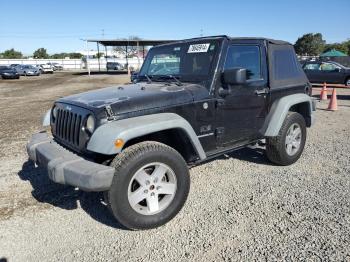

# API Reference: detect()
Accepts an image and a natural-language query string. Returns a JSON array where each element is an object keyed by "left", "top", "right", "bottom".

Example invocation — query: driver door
[
  {"left": 215, "top": 43, "right": 268, "bottom": 148},
  {"left": 319, "top": 62, "right": 343, "bottom": 83}
]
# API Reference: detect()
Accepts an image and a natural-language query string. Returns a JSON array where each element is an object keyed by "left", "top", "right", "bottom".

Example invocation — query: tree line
[
  {"left": 1, "top": 33, "right": 349, "bottom": 59},
  {"left": 0, "top": 47, "right": 83, "bottom": 59},
  {"left": 294, "top": 33, "right": 350, "bottom": 56}
]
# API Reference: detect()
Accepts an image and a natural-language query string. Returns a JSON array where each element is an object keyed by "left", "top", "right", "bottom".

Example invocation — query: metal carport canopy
[
  {"left": 86, "top": 39, "right": 176, "bottom": 46},
  {"left": 85, "top": 39, "right": 177, "bottom": 73}
]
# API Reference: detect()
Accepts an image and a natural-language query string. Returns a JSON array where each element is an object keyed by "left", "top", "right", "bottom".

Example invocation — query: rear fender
[{"left": 261, "top": 93, "right": 315, "bottom": 137}]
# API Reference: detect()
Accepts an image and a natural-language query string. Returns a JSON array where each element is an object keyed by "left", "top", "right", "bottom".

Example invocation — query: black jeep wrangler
[{"left": 27, "top": 36, "right": 315, "bottom": 230}]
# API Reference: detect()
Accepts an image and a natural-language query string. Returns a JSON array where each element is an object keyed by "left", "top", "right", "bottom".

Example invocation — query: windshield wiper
[
  {"left": 144, "top": 74, "right": 152, "bottom": 84},
  {"left": 169, "top": 75, "right": 183, "bottom": 86},
  {"left": 154, "top": 75, "right": 183, "bottom": 86}
]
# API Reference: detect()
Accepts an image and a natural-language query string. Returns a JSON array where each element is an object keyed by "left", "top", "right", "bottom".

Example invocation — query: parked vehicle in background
[
  {"left": 39, "top": 64, "right": 54, "bottom": 74},
  {"left": 15, "top": 65, "right": 41, "bottom": 76},
  {"left": 10, "top": 64, "right": 21, "bottom": 68},
  {"left": 302, "top": 61, "right": 350, "bottom": 86},
  {"left": 130, "top": 70, "right": 139, "bottom": 82},
  {"left": 0, "top": 66, "right": 20, "bottom": 79},
  {"left": 106, "top": 62, "right": 125, "bottom": 71},
  {"left": 46, "top": 62, "right": 63, "bottom": 71},
  {"left": 27, "top": 36, "right": 315, "bottom": 230}
]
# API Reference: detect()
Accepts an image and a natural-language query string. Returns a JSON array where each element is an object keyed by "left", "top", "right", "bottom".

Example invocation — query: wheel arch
[
  {"left": 87, "top": 113, "right": 206, "bottom": 162},
  {"left": 261, "top": 93, "right": 315, "bottom": 137}
]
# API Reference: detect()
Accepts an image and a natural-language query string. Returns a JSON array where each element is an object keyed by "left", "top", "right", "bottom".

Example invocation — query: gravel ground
[{"left": 0, "top": 74, "right": 349, "bottom": 261}]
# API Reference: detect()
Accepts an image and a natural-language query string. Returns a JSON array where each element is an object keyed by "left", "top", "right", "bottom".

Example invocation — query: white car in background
[
  {"left": 38, "top": 64, "right": 54, "bottom": 74},
  {"left": 47, "top": 62, "right": 63, "bottom": 71}
]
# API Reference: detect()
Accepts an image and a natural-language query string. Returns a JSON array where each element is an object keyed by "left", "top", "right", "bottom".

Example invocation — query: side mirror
[
  {"left": 335, "top": 68, "right": 341, "bottom": 72},
  {"left": 223, "top": 68, "right": 247, "bottom": 85}
]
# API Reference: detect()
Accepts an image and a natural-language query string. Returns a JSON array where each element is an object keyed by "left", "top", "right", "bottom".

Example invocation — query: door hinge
[{"left": 215, "top": 99, "right": 225, "bottom": 107}]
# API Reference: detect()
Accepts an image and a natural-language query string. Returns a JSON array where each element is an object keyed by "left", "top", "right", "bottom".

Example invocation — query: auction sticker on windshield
[{"left": 188, "top": 43, "right": 210, "bottom": 53}]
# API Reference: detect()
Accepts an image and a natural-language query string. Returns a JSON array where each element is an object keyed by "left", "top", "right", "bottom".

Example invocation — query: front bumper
[
  {"left": 26, "top": 132, "right": 115, "bottom": 191},
  {"left": 26, "top": 71, "right": 38, "bottom": 75},
  {"left": 2, "top": 73, "right": 19, "bottom": 79}
]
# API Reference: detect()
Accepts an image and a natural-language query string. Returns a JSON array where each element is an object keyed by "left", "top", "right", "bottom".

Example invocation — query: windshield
[{"left": 139, "top": 39, "right": 222, "bottom": 84}]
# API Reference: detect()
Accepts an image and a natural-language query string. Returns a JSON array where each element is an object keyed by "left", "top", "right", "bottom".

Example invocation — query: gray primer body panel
[
  {"left": 27, "top": 132, "right": 115, "bottom": 191},
  {"left": 87, "top": 113, "right": 207, "bottom": 160},
  {"left": 262, "top": 93, "right": 315, "bottom": 137}
]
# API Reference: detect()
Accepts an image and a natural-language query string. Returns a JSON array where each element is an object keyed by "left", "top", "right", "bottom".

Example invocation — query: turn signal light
[{"left": 114, "top": 139, "right": 124, "bottom": 149}]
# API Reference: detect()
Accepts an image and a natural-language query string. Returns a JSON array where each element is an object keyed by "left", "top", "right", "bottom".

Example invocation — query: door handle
[{"left": 255, "top": 88, "right": 269, "bottom": 95}]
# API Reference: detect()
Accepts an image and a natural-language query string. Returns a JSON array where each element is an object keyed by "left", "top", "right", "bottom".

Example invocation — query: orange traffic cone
[
  {"left": 328, "top": 88, "right": 338, "bottom": 111},
  {"left": 320, "top": 82, "right": 328, "bottom": 100}
]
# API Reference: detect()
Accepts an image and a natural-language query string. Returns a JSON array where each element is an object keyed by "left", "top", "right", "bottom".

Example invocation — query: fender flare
[
  {"left": 261, "top": 93, "right": 315, "bottom": 137},
  {"left": 87, "top": 113, "right": 207, "bottom": 160}
]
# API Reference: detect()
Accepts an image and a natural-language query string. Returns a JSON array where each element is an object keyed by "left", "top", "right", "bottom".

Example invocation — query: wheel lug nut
[
  {"left": 151, "top": 192, "right": 155, "bottom": 196},
  {"left": 144, "top": 189, "right": 148, "bottom": 194},
  {"left": 154, "top": 178, "right": 158, "bottom": 183},
  {"left": 156, "top": 186, "right": 161, "bottom": 190},
  {"left": 145, "top": 180, "right": 150, "bottom": 185}
]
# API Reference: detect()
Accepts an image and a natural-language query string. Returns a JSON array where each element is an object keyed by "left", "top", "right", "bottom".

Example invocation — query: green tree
[
  {"left": 113, "top": 36, "right": 142, "bottom": 58},
  {"left": 51, "top": 52, "right": 83, "bottom": 59},
  {"left": 1, "top": 48, "right": 23, "bottom": 59},
  {"left": 294, "top": 33, "right": 325, "bottom": 56},
  {"left": 342, "top": 40, "right": 350, "bottom": 55},
  {"left": 50, "top": 53, "right": 66, "bottom": 59},
  {"left": 33, "top": 48, "right": 49, "bottom": 59},
  {"left": 323, "top": 43, "right": 348, "bottom": 54},
  {"left": 69, "top": 52, "right": 83, "bottom": 59},
  {"left": 94, "top": 52, "right": 104, "bottom": 59}
]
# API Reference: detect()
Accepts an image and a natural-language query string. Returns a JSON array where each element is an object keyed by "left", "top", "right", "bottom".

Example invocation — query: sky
[{"left": 0, "top": 0, "right": 349, "bottom": 55}]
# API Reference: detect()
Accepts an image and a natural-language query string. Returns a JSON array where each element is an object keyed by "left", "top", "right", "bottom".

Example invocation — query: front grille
[
  {"left": 51, "top": 103, "right": 92, "bottom": 151},
  {"left": 55, "top": 109, "right": 82, "bottom": 146}
]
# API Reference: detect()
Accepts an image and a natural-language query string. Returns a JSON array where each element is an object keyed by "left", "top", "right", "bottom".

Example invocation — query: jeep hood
[{"left": 58, "top": 82, "right": 205, "bottom": 115}]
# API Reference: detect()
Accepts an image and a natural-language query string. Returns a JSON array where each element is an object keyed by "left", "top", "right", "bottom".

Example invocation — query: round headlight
[
  {"left": 52, "top": 106, "right": 58, "bottom": 119},
  {"left": 86, "top": 115, "right": 95, "bottom": 133}
]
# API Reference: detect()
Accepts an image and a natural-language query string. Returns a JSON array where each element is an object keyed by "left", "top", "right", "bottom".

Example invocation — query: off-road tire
[
  {"left": 105, "top": 141, "right": 190, "bottom": 230},
  {"left": 266, "top": 112, "right": 306, "bottom": 166},
  {"left": 345, "top": 77, "right": 350, "bottom": 86}
]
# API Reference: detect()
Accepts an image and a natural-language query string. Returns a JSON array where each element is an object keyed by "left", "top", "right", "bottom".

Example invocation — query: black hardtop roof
[{"left": 160, "top": 35, "right": 292, "bottom": 46}]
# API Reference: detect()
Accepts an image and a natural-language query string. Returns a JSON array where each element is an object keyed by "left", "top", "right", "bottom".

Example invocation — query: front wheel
[
  {"left": 266, "top": 112, "right": 306, "bottom": 166},
  {"left": 105, "top": 141, "right": 190, "bottom": 230}
]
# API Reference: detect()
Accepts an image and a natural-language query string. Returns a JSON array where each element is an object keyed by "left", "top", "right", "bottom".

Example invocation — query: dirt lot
[{"left": 0, "top": 73, "right": 349, "bottom": 261}]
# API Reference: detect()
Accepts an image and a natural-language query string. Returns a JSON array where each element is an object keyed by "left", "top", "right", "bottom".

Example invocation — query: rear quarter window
[{"left": 273, "top": 49, "right": 302, "bottom": 80}]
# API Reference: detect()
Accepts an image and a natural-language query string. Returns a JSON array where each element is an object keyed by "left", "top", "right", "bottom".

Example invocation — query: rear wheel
[
  {"left": 345, "top": 77, "right": 350, "bottom": 86},
  {"left": 266, "top": 112, "right": 306, "bottom": 166},
  {"left": 105, "top": 141, "right": 190, "bottom": 230}
]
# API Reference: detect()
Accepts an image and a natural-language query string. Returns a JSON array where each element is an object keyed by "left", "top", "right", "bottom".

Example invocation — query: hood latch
[{"left": 105, "top": 105, "right": 115, "bottom": 120}]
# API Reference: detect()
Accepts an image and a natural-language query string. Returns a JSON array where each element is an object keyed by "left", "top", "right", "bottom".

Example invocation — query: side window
[
  {"left": 224, "top": 45, "right": 261, "bottom": 80},
  {"left": 304, "top": 63, "right": 320, "bottom": 70},
  {"left": 320, "top": 63, "right": 338, "bottom": 71}
]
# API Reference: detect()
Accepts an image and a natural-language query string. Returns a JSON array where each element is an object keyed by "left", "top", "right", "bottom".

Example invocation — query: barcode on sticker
[{"left": 187, "top": 43, "right": 210, "bottom": 53}]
